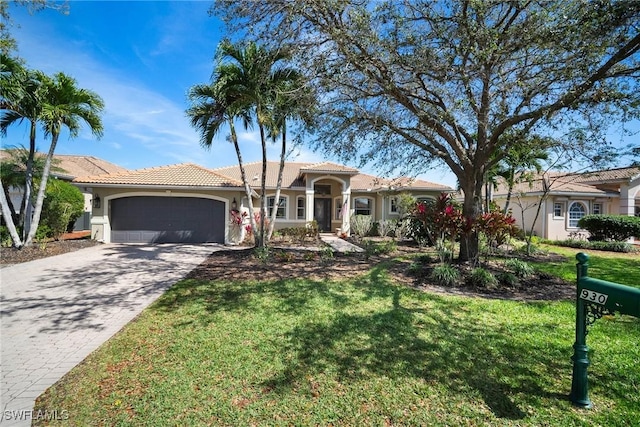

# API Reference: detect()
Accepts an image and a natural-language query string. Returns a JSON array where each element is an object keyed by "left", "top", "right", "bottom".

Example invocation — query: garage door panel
[{"left": 110, "top": 196, "right": 224, "bottom": 243}]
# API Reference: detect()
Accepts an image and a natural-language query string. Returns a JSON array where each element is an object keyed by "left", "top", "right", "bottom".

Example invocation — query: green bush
[
  {"left": 467, "top": 268, "right": 498, "bottom": 289},
  {"left": 547, "top": 239, "right": 637, "bottom": 253},
  {"left": 430, "top": 264, "right": 460, "bottom": 287},
  {"left": 504, "top": 258, "right": 534, "bottom": 278},
  {"left": 40, "top": 179, "right": 84, "bottom": 239},
  {"left": 351, "top": 215, "right": 374, "bottom": 238},
  {"left": 497, "top": 272, "right": 518, "bottom": 287},
  {"left": 578, "top": 214, "right": 640, "bottom": 242}
]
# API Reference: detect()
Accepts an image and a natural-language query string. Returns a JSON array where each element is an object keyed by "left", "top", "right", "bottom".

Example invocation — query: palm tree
[
  {"left": 24, "top": 72, "right": 103, "bottom": 246},
  {"left": 266, "top": 76, "right": 315, "bottom": 240},
  {"left": 186, "top": 82, "right": 261, "bottom": 243},
  {"left": 1, "top": 55, "right": 50, "bottom": 242},
  {"left": 212, "top": 40, "right": 304, "bottom": 248}
]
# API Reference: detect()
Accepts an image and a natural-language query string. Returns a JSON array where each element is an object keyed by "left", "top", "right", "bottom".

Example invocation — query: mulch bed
[{"left": 0, "top": 236, "right": 101, "bottom": 266}]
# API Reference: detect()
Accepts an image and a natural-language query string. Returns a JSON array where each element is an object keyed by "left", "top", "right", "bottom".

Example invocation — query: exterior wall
[{"left": 90, "top": 187, "right": 240, "bottom": 244}]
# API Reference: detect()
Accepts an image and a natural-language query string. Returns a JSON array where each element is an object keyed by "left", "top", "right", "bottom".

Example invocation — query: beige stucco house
[
  {"left": 0, "top": 150, "right": 127, "bottom": 231},
  {"left": 492, "top": 166, "right": 640, "bottom": 242},
  {"left": 74, "top": 161, "right": 452, "bottom": 245}
]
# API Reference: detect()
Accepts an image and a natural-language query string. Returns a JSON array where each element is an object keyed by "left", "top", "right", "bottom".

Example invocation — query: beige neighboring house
[
  {"left": 492, "top": 166, "right": 640, "bottom": 242},
  {"left": 0, "top": 150, "right": 128, "bottom": 231},
  {"left": 75, "top": 160, "right": 452, "bottom": 245}
]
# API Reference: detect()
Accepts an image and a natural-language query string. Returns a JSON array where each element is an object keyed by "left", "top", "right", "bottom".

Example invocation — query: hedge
[{"left": 577, "top": 214, "right": 640, "bottom": 242}]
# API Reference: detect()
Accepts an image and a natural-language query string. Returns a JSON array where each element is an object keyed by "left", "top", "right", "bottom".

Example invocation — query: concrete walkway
[
  {"left": 319, "top": 233, "right": 364, "bottom": 253},
  {"left": 0, "top": 243, "right": 217, "bottom": 426}
]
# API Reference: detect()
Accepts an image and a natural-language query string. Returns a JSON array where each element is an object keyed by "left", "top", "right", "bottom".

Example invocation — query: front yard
[{"left": 34, "top": 244, "right": 639, "bottom": 426}]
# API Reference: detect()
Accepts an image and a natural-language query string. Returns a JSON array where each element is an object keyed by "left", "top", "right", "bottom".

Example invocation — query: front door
[{"left": 314, "top": 198, "right": 332, "bottom": 232}]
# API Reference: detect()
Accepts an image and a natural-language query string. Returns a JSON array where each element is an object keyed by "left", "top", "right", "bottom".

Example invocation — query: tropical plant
[
  {"left": 40, "top": 179, "right": 84, "bottom": 240},
  {"left": 350, "top": 214, "right": 373, "bottom": 239},
  {"left": 430, "top": 264, "right": 460, "bottom": 287},
  {"left": 24, "top": 72, "right": 103, "bottom": 246}
]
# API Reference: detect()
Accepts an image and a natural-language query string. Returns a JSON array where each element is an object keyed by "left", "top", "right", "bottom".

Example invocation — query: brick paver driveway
[{"left": 0, "top": 243, "right": 218, "bottom": 426}]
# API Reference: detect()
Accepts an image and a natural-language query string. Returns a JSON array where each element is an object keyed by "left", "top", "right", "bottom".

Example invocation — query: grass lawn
[{"left": 34, "top": 248, "right": 639, "bottom": 426}]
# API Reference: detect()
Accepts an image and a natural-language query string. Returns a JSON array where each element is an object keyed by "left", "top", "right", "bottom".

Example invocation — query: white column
[
  {"left": 619, "top": 184, "right": 635, "bottom": 216},
  {"left": 306, "top": 189, "right": 314, "bottom": 223},
  {"left": 341, "top": 190, "right": 351, "bottom": 235}
]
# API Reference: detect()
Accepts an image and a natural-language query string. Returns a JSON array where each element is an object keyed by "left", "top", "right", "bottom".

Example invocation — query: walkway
[
  {"left": 0, "top": 243, "right": 217, "bottom": 426},
  {"left": 319, "top": 233, "right": 364, "bottom": 253}
]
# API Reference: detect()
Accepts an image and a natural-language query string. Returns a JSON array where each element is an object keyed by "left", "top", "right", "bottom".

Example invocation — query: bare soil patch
[{"left": 0, "top": 237, "right": 101, "bottom": 266}]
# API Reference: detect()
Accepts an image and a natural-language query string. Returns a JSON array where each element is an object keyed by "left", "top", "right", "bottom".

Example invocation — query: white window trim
[
  {"left": 267, "top": 194, "right": 289, "bottom": 219},
  {"left": 388, "top": 196, "right": 399, "bottom": 215},
  {"left": 353, "top": 196, "right": 374, "bottom": 216},
  {"left": 296, "top": 196, "right": 306, "bottom": 220},
  {"left": 568, "top": 201, "right": 587, "bottom": 228},
  {"left": 334, "top": 196, "right": 343, "bottom": 220},
  {"left": 553, "top": 202, "right": 564, "bottom": 219}
]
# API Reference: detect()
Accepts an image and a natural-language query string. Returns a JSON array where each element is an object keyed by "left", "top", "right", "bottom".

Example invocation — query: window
[
  {"left": 553, "top": 202, "right": 563, "bottom": 218},
  {"left": 267, "top": 196, "right": 287, "bottom": 219},
  {"left": 592, "top": 203, "right": 602, "bottom": 215},
  {"left": 568, "top": 202, "right": 586, "bottom": 228},
  {"left": 354, "top": 197, "right": 372, "bottom": 216},
  {"left": 390, "top": 197, "right": 398, "bottom": 214},
  {"left": 296, "top": 197, "right": 305, "bottom": 220}
]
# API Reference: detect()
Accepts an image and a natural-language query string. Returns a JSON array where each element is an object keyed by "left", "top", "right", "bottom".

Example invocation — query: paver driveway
[{"left": 0, "top": 243, "right": 218, "bottom": 426}]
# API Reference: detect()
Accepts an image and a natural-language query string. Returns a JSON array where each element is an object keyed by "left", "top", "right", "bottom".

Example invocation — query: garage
[{"left": 110, "top": 196, "right": 225, "bottom": 243}]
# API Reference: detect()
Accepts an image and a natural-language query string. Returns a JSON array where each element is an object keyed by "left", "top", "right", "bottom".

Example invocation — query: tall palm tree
[
  {"left": 266, "top": 75, "right": 315, "bottom": 240},
  {"left": 213, "top": 40, "right": 301, "bottom": 248},
  {"left": 24, "top": 72, "right": 103, "bottom": 246},
  {"left": 186, "top": 82, "right": 260, "bottom": 243},
  {"left": 1, "top": 55, "right": 50, "bottom": 242}
]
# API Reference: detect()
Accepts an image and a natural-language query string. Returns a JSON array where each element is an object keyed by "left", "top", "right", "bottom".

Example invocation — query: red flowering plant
[
  {"left": 244, "top": 211, "right": 269, "bottom": 237},
  {"left": 412, "top": 193, "right": 468, "bottom": 262},
  {"left": 475, "top": 208, "right": 519, "bottom": 254}
]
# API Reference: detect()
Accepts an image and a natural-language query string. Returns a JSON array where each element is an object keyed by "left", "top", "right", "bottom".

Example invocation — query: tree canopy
[{"left": 213, "top": 0, "right": 640, "bottom": 260}]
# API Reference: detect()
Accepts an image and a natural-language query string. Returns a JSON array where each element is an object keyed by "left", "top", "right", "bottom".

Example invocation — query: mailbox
[{"left": 570, "top": 252, "right": 640, "bottom": 408}]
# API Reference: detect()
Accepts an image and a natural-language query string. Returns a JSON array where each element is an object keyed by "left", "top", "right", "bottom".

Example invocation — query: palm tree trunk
[
  {"left": 25, "top": 131, "right": 58, "bottom": 246},
  {"left": 267, "top": 123, "right": 287, "bottom": 240},
  {"left": 258, "top": 123, "right": 267, "bottom": 248},
  {"left": 229, "top": 120, "right": 258, "bottom": 245},
  {"left": 22, "top": 121, "right": 37, "bottom": 239},
  {"left": 0, "top": 175, "right": 23, "bottom": 248}
]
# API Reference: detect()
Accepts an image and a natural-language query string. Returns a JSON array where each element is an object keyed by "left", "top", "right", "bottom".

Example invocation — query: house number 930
[{"left": 580, "top": 289, "right": 609, "bottom": 305}]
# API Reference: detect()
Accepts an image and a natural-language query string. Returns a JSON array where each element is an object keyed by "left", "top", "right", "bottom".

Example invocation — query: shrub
[
  {"left": 319, "top": 245, "right": 334, "bottom": 264},
  {"left": 351, "top": 215, "right": 374, "bottom": 238},
  {"left": 467, "top": 268, "right": 498, "bottom": 289},
  {"left": 1, "top": 225, "right": 12, "bottom": 247},
  {"left": 547, "top": 239, "right": 637, "bottom": 253},
  {"left": 430, "top": 264, "right": 460, "bottom": 287},
  {"left": 497, "top": 272, "right": 518, "bottom": 287},
  {"left": 504, "top": 258, "right": 534, "bottom": 278},
  {"left": 578, "top": 214, "right": 640, "bottom": 242},
  {"left": 362, "top": 240, "right": 397, "bottom": 258},
  {"left": 376, "top": 219, "right": 394, "bottom": 238},
  {"left": 40, "top": 180, "right": 84, "bottom": 240}
]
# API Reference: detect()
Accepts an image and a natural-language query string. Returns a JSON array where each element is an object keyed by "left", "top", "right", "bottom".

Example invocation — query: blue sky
[{"left": 3, "top": 0, "right": 459, "bottom": 187}]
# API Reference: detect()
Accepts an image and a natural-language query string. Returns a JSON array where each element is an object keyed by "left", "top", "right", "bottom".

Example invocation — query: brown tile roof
[
  {"left": 74, "top": 163, "right": 243, "bottom": 188},
  {"left": 0, "top": 150, "right": 128, "bottom": 179},
  {"left": 213, "top": 161, "right": 309, "bottom": 188},
  {"left": 350, "top": 173, "right": 452, "bottom": 192},
  {"left": 572, "top": 166, "right": 640, "bottom": 183},
  {"left": 493, "top": 174, "right": 609, "bottom": 196},
  {"left": 300, "top": 162, "right": 360, "bottom": 174}
]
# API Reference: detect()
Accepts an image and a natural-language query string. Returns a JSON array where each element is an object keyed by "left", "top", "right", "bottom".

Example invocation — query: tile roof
[
  {"left": 300, "top": 162, "right": 360, "bottom": 174},
  {"left": 572, "top": 166, "right": 640, "bottom": 183},
  {"left": 493, "top": 174, "right": 609, "bottom": 196},
  {"left": 0, "top": 150, "right": 128, "bottom": 179},
  {"left": 350, "top": 173, "right": 452, "bottom": 192},
  {"left": 74, "top": 163, "right": 243, "bottom": 188},
  {"left": 213, "top": 161, "right": 309, "bottom": 188}
]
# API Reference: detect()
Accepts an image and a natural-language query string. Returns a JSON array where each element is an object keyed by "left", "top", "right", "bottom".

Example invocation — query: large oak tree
[{"left": 213, "top": 0, "right": 640, "bottom": 260}]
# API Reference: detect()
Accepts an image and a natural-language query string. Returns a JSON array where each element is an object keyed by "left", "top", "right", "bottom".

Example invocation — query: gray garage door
[{"left": 111, "top": 196, "right": 224, "bottom": 243}]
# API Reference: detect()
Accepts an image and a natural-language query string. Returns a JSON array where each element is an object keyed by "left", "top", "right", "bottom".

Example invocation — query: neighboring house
[
  {"left": 492, "top": 166, "right": 640, "bottom": 242},
  {"left": 75, "top": 161, "right": 452, "bottom": 245},
  {"left": 0, "top": 151, "right": 128, "bottom": 231}
]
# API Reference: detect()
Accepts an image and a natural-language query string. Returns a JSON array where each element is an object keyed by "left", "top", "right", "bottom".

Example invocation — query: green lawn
[{"left": 35, "top": 249, "right": 640, "bottom": 426}]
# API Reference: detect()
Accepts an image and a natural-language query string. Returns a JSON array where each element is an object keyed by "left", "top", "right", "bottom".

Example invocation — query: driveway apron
[{"left": 0, "top": 243, "right": 217, "bottom": 426}]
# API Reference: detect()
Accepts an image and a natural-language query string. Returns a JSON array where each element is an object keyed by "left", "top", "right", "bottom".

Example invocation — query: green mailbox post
[{"left": 570, "top": 252, "right": 640, "bottom": 408}]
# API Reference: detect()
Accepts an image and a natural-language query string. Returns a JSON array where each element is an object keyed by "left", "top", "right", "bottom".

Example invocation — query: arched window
[{"left": 568, "top": 202, "right": 587, "bottom": 228}]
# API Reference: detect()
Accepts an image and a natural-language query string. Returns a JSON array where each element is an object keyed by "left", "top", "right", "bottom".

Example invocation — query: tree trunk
[
  {"left": 25, "top": 132, "right": 59, "bottom": 246},
  {"left": 229, "top": 121, "right": 258, "bottom": 245},
  {"left": 258, "top": 123, "right": 267, "bottom": 248},
  {"left": 0, "top": 175, "right": 23, "bottom": 248},
  {"left": 22, "top": 121, "right": 37, "bottom": 240},
  {"left": 267, "top": 123, "right": 286, "bottom": 240},
  {"left": 458, "top": 174, "right": 483, "bottom": 263}
]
